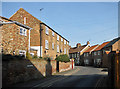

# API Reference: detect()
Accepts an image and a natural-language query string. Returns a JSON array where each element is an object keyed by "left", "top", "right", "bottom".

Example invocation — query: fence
[{"left": 108, "top": 51, "right": 120, "bottom": 89}]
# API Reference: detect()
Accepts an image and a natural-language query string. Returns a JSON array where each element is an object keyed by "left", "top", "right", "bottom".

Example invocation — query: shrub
[
  {"left": 39, "top": 57, "right": 42, "bottom": 59},
  {"left": 55, "top": 54, "right": 70, "bottom": 62},
  {"left": 33, "top": 55, "right": 38, "bottom": 59},
  {"left": 44, "top": 57, "right": 51, "bottom": 61},
  {"left": 26, "top": 51, "right": 32, "bottom": 59}
]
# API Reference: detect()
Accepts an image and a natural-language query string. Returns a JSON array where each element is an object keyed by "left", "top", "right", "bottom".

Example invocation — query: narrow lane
[{"left": 32, "top": 66, "right": 108, "bottom": 88}]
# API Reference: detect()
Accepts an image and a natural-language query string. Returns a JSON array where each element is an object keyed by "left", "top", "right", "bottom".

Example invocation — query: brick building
[
  {"left": 92, "top": 41, "right": 110, "bottom": 67},
  {"left": 10, "top": 8, "right": 69, "bottom": 59},
  {"left": 0, "top": 16, "right": 32, "bottom": 57},
  {"left": 102, "top": 37, "right": 120, "bottom": 67},
  {"left": 83, "top": 45, "right": 99, "bottom": 66},
  {"left": 69, "top": 41, "right": 90, "bottom": 65}
]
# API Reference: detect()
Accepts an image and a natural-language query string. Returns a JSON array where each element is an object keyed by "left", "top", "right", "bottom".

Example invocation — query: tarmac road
[{"left": 31, "top": 66, "right": 108, "bottom": 89}]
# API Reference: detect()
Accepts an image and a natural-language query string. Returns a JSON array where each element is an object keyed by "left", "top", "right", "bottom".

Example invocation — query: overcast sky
[{"left": 2, "top": 2, "right": 118, "bottom": 47}]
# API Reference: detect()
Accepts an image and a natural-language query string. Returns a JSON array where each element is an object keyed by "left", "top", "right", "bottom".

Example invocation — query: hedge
[{"left": 55, "top": 54, "right": 70, "bottom": 62}]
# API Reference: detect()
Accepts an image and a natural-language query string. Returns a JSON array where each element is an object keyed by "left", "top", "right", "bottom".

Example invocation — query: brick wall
[
  {"left": 2, "top": 58, "right": 73, "bottom": 86},
  {"left": 10, "top": 8, "right": 69, "bottom": 59},
  {"left": 59, "top": 61, "right": 73, "bottom": 72}
]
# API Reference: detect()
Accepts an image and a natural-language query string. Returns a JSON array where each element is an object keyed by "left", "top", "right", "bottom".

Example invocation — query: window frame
[
  {"left": 57, "top": 35, "right": 59, "bottom": 41},
  {"left": 52, "top": 43, "right": 54, "bottom": 49},
  {"left": 46, "top": 26, "right": 49, "bottom": 35},
  {"left": 57, "top": 45, "right": 59, "bottom": 53},
  {"left": 20, "top": 27, "right": 27, "bottom": 36},
  {"left": 52, "top": 31, "right": 54, "bottom": 36},
  {"left": 45, "top": 40, "right": 49, "bottom": 49}
]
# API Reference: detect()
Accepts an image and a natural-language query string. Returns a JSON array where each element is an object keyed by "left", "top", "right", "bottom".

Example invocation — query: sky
[{"left": 2, "top": 2, "right": 118, "bottom": 47}]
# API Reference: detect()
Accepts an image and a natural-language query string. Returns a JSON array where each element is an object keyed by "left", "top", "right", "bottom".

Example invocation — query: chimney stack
[
  {"left": 87, "top": 41, "right": 90, "bottom": 45},
  {"left": 76, "top": 43, "right": 81, "bottom": 48}
]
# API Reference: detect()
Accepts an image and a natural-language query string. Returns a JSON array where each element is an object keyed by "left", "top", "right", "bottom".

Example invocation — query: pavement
[{"left": 3, "top": 66, "right": 109, "bottom": 89}]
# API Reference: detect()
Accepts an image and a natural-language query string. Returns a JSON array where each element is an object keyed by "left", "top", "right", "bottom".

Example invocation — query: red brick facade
[{"left": 10, "top": 8, "right": 69, "bottom": 59}]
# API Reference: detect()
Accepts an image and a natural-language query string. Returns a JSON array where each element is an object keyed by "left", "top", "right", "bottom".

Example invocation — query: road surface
[{"left": 31, "top": 66, "right": 108, "bottom": 89}]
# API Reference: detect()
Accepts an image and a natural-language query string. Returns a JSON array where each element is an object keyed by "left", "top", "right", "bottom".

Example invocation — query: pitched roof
[
  {"left": 84, "top": 45, "right": 99, "bottom": 53},
  {"left": 94, "top": 41, "right": 110, "bottom": 51},
  {"left": 1, "top": 16, "right": 32, "bottom": 29},
  {"left": 69, "top": 45, "right": 87, "bottom": 53},
  {"left": 9, "top": 8, "right": 69, "bottom": 42},
  {"left": 103, "top": 37, "right": 120, "bottom": 48}
]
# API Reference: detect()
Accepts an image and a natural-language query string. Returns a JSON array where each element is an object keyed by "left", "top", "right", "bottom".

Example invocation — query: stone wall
[{"left": 1, "top": 20, "right": 29, "bottom": 55}]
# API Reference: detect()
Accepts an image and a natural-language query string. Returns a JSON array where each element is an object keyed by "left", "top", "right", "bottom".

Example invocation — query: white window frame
[
  {"left": 84, "top": 53, "right": 86, "bottom": 57},
  {"left": 87, "top": 53, "right": 89, "bottom": 56},
  {"left": 52, "top": 43, "right": 54, "bottom": 49},
  {"left": 61, "top": 38, "right": 63, "bottom": 42},
  {"left": 46, "top": 26, "right": 49, "bottom": 35},
  {"left": 19, "top": 50, "right": 26, "bottom": 57},
  {"left": 64, "top": 40, "right": 66, "bottom": 45},
  {"left": 45, "top": 40, "right": 49, "bottom": 49},
  {"left": 98, "top": 51, "right": 100, "bottom": 55},
  {"left": 24, "top": 17, "right": 26, "bottom": 24},
  {"left": 57, "top": 35, "right": 59, "bottom": 41},
  {"left": 52, "top": 31, "right": 54, "bottom": 36},
  {"left": 30, "top": 53, "right": 34, "bottom": 57},
  {"left": 57, "top": 45, "right": 59, "bottom": 53},
  {"left": 20, "top": 27, "right": 27, "bottom": 36},
  {"left": 94, "top": 52, "right": 96, "bottom": 55},
  {"left": 64, "top": 48, "right": 66, "bottom": 54}
]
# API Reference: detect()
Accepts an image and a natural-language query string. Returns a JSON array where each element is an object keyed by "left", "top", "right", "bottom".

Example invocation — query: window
[
  {"left": 77, "top": 53, "right": 79, "bottom": 58},
  {"left": 19, "top": 50, "right": 26, "bottom": 57},
  {"left": 61, "top": 38, "right": 63, "bottom": 42},
  {"left": 46, "top": 26, "right": 49, "bottom": 35},
  {"left": 24, "top": 29, "right": 27, "bottom": 36},
  {"left": 67, "top": 42, "right": 69, "bottom": 45},
  {"left": 57, "top": 35, "right": 59, "bottom": 41},
  {"left": 52, "top": 43, "right": 54, "bottom": 49},
  {"left": 45, "top": 40, "right": 49, "bottom": 49},
  {"left": 94, "top": 52, "right": 96, "bottom": 55},
  {"left": 20, "top": 27, "right": 27, "bottom": 36},
  {"left": 84, "top": 53, "right": 86, "bottom": 57},
  {"left": 30, "top": 53, "right": 34, "bottom": 57},
  {"left": 20, "top": 28, "right": 22, "bottom": 35},
  {"left": 57, "top": 45, "right": 59, "bottom": 52},
  {"left": 98, "top": 51, "right": 100, "bottom": 55},
  {"left": 24, "top": 17, "right": 26, "bottom": 24},
  {"left": 64, "top": 48, "right": 66, "bottom": 54},
  {"left": 64, "top": 40, "right": 66, "bottom": 45},
  {"left": 52, "top": 31, "right": 54, "bottom": 36},
  {"left": 87, "top": 53, "right": 89, "bottom": 56}
]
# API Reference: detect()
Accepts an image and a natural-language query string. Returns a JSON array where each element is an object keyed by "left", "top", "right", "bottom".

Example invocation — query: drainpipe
[
  {"left": 29, "top": 28, "right": 32, "bottom": 53},
  {"left": 40, "top": 23, "right": 43, "bottom": 57}
]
